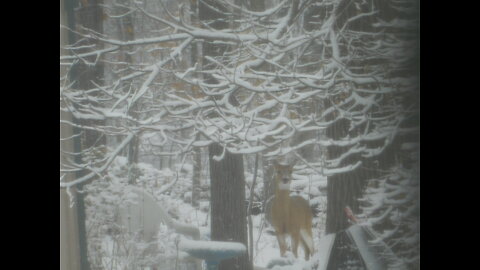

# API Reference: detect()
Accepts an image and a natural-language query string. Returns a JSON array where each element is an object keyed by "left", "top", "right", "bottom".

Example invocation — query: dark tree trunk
[
  {"left": 127, "top": 134, "right": 139, "bottom": 184},
  {"left": 311, "top": 0, "right": 370, "bottom": 234},
  {"left": 325, "top": 118, "right": 367, "bottom": 234},
  {"left": 324, "top": 0, "right": 418, "bottom": 235},
  {"left": 114, "top": 0, "right": 139, "bottom": 185},
  {"left": 190, "top": 0, "right": 202, "bottom": 207},
  {"left": 61, "top": 2, "right": 81, "bottom": 270},
  {"left": 325, "top": 168, "right": 366, "bottom": 234},
  {"left": 70, "top": 1, "right": 105, "bottom": 270},
  {"left": 200, "top": 1, "right": 251, "bottom": 269},
  {"left": 208, "top": 144, "right": 250, "bottom": 270},
  {"left": 73, "top": 0, "right": 106, "bottom": 150},
  {"left": 192, "top": 135, "right": 202, "bottom": 207},
  {"left": 323, "top": 1, "right": 378, "bottom": 235}
]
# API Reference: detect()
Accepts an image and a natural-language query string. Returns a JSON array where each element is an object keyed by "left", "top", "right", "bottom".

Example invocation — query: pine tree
[{"left": 359, "top": 142, "right": 419, "bottom": 269}]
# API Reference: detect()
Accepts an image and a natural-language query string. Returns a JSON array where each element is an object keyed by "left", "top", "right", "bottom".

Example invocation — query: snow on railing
[{"left": 179, "top": 237, "right": 247, "bottom": 270}]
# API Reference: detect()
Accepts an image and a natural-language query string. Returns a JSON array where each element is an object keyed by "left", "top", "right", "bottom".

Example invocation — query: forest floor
[{"left": 86, "top": 156, "right": 328, "bottom": 269}]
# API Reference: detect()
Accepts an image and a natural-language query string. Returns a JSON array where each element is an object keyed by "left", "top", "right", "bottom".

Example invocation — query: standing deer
[{"left": 270, "top": 160, "right": 314, "bottom": 260}]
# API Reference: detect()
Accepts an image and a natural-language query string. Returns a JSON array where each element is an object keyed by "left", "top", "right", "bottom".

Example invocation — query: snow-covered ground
[{"left": 84, "top": 156, "right": 328, "bottom": 270}]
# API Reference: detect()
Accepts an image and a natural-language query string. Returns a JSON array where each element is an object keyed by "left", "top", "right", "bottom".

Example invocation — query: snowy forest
[{"left": 60, "top": 0, "right": 419, "bottom": 270}]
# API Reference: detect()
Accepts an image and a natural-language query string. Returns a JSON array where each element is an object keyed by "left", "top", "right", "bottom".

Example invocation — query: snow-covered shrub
[
  {"left": 359, "top": 144, "right": 420, "bottom": 269},
  {"left": 83, "top": 156, "right": 202, "bottom": 269},
  {"left": 80, "top": 148, "right": 221, "bottom": 269}
]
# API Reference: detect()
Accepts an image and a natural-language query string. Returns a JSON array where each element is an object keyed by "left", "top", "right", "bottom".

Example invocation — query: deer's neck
[{"left": 274, "top": 188, "right": 291, "bottom": 207}]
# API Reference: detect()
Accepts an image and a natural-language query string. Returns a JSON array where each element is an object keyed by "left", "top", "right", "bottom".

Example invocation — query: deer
[{"left": 269, "top": 160, "right": 314, "bottom": 260}]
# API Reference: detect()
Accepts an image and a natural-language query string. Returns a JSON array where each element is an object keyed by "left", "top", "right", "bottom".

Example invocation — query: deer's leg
[
  {"left": 276, "top": 233, "right": 288, "bottom": 257},
  {"left": 291, "top": 231, "right": 300, "bottom": 258},
  {"left": 300, "top": 239, "right": 310, "bottom": 260},
  {"left": 300, "top": 228, "right": 314, "bottom": 260}
]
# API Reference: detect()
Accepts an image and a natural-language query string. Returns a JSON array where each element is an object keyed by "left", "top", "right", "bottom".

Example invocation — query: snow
[
  {"left": 179, "top": 238, "right": 247, "bottom": 256},
  {"left": 348, "top": 225, "right": 408, "bottom": 270},
  {"left": 400, "top": 142, "right": 419, "bottom": 151},
  {"left": 117, "top": 187, "right": 164, "bottom": 241},
  {"left": 60, "top": 133, "right": 136, "bottom": 188},
  {"left": 61, "top": 0, "right": 420, "bottom": 268},
  {"left": 347, "top": 225, "right": 384, "bottom": 270},
  {"left": 80, "top": 146, "right": 402, "bottom": 270},
  {"left": 316, "top": 234, "right": 336, "bottom": 270}
]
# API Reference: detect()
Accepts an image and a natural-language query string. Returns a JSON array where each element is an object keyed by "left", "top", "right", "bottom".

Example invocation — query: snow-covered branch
[{"left": 60, "top": 0, "right": 418, "bottom": 188}]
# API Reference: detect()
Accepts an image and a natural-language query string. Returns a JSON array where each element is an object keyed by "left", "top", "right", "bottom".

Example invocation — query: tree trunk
[
  {"left": 190, "top": 0, "right": 202, "bottom": 207},
  {"left": 200, "top": 1, "right": 253, "bottom": 268},
  {"left": 70, "top": 1, "right": 105, "bottom": 269},
  {"left": 192, "top": 143, "right": 202, "bottom": 207},
  {"left": 60, "top": 4, "right": 82, "bottom": 269},
  {"left": 74, "top": 0, "right": 106, "bottom": 150},
  {"left": 323, "top": 2, "right": 381, "bottom": 235},
  {"left": 127, "top": 135, "right": 139, "bottom": 184},
  {"left": 325, "top": 119, "right": 367, "bottom": 234},
  {"left": 262, "top": 157, "right": 275, "bottom": 224},
  {"left": 208, "top": 144, "right": 250, "bottom": 270},
  {"left": 113, "top": 0, "right": 139, "bottom": 185}
]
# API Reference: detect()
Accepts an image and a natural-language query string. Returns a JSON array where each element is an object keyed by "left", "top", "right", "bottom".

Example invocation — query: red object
[{"left": 344, "top": 206, "right": 358, "bottom": 224}]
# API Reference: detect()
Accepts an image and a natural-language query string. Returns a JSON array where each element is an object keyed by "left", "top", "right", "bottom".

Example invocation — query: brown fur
[{"left": 270, "top": 162, "right": 314, "bottom": 260}]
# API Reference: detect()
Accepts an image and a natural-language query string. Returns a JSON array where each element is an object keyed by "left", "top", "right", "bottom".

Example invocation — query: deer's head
[{"left": 273, "top": 160, "right": 296, "bottom": 191}]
